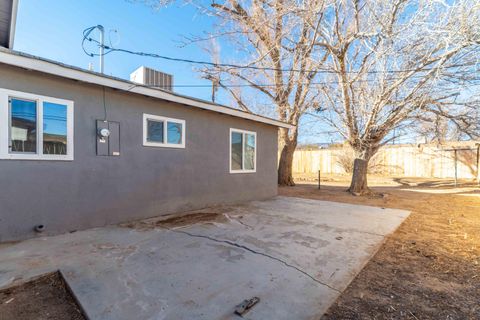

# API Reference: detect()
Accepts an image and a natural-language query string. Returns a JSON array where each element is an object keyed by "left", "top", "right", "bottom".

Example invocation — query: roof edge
[
  {"left": 0, "top": 49, "right": 293, "bottom": 129},
  {"left": 8, "top": 0, "right": 18, "bottom": 49}
]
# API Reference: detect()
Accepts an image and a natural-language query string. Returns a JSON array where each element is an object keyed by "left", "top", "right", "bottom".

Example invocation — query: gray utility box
[{"left": 96, "top": 120, "right": 120, "bottom": 156}]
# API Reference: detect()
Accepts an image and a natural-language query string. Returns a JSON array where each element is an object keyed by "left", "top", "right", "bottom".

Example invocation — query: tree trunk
[
  {"left": 278, "top": 127, "right": 297, "bottom": 186},
  {"left": 348, "top": 158, "right": 370, "bottom": 195},
  {"left": 278, "top": 142, "right": 296, "bottom": 186}
]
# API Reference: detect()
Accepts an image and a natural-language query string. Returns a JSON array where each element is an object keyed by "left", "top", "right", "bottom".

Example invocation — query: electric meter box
[{"left": 96, "top": 120, "right": 120, "bottom": 156}]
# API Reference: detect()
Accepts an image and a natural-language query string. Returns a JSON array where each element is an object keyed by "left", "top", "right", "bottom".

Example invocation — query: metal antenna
[{"left": 97, "top": 25, "right": 105, "bottom": 73}]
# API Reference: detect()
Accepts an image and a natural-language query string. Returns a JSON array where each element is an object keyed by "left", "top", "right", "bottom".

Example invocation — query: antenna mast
[{"left": 97, "top": 25, "right": 105, "bottom": 73}]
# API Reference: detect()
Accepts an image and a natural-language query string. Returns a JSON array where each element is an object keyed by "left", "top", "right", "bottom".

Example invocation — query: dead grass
[{"left": 280, "top": 176, "right": 480, "bottom": 320}]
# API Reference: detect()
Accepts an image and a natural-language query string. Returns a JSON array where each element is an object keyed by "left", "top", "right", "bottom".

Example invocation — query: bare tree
[
  {"left": 179, "top": 0, "right": 329, "bottom": 186},
  {"left": 415, "top": 114, "right": 450, "bottom": 144},
  {"left": 415, "top": 109, "right": 479, "bottom": 144},
  {"left": 313, "top": 0, "right": 480, "bottom": 195}
]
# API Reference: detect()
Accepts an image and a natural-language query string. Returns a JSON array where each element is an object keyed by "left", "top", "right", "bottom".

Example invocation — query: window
[
  {"left": 143, "top": 114, "right": 185, "bottom": 148},
  {"left": 43, "top": 102, "right": 68, "bottom": 155},
  {"left": 230, "top": 128, "right": 256, "bottom": 173},
  {"left": 0, "top": 89, "right": 74, "bottom": 160}
]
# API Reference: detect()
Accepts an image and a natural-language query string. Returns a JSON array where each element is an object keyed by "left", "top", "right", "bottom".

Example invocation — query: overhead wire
[{"left": 81, "top": 26, "right": 479, "bottom": 88}]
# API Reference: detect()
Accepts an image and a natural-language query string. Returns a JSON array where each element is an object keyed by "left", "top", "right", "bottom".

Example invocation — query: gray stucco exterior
[{"left": 0, "top": 63, "right": 279, "bottom": 242}]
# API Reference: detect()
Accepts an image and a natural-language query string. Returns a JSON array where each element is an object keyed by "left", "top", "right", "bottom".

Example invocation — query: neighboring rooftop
[
  {"left": 0, "top": 48, "right": 292, "bottom": 129},
  {"left": 0, "top": 0, "right": 17, "bottom": 48}
]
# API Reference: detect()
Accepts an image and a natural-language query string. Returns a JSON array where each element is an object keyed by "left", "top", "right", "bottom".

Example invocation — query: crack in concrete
[
  {"left": 228, "top": 216, "right": 255, "bottom": 230},
  {"left": 166, "top": 227, "right": 341, "bottom": 293}
]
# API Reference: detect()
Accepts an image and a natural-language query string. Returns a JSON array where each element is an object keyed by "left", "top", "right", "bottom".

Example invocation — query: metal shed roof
[
  {"left": 0, "top": 0, "right": 17, "bottom": 48},
  {"left": 0, "top": 48, "right": 293, "bottom": 129}
]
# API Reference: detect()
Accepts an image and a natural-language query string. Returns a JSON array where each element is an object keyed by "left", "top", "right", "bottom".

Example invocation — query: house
[{"left": 0, "top": 2, "right": 291, "bottom": 241}]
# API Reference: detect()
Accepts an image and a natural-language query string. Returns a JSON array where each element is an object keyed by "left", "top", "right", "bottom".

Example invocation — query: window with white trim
[
  {"left": 0, "top": 89, "right": 74, "bottom": 160},
  {"left": 143, "top": 113, "right": 185, "bottom": 148},
  {"left": 230, "top": 128, "right": 256, "bottom": 173}
]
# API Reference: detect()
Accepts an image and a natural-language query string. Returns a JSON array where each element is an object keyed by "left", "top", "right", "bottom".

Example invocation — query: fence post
[
  {"left": 454, "top": 149, "right": 458, "bottom": 188},
  {"left": 476, "top": 144, "right": 480, "bottom": 186},
  {"left": 318, "top": 170, "right": 321, "bottom": 190}
]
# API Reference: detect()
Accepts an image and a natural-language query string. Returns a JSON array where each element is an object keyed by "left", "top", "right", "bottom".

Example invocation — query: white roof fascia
[
  {"left": 8, "top": 0, "right": 19, "bottom": 49},
  {"left": 0, "top": 50, "right": 293, "bottom": 129}
]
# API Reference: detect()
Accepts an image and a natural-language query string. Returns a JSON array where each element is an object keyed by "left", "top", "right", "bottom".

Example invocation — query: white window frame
[
  {"left": 143, "top": 113, "right": 186, "bottom": 149},
  {"left": 0, "top": 88, "right": 74, "bottom": 161},
  {"left": 229, "top": 128, "right": 257, "bottom": 174}
]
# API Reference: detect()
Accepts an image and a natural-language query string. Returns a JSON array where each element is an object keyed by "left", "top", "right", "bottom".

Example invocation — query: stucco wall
[{"left": 0, "top": 64, "right": 278, "bottom": 242}]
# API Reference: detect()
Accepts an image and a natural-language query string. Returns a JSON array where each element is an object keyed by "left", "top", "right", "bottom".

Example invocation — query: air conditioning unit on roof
[{"left": 130, "top": 66, "right": 174, "bottom": 92}]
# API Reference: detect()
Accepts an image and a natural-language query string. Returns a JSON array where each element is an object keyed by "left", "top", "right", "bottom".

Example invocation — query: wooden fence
[{"left": 292, "top": 141, "right": 480, "bottom": 179}]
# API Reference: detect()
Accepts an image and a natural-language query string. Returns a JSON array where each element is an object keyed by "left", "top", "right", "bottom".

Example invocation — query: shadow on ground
[
  {"left": 280, "top": 178, "right": 480, "bottom": 320},
  {"left": 0, "top": 196, "right": 409, "bottom": 320}
]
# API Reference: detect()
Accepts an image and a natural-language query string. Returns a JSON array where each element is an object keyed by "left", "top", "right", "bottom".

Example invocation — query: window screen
[
  {"left": 230, "top": 129, "right": 256, "bottom": 172},
  {"left": 244, "top": 133, "right": 256, "bottom": 170},
  {"left": 167, "top": 121, "right": 182, "bottom": 144},
  {"left": 147, "top": 119, "right": 164, "bottom": 143},
  {"left": 43, "top": 102, "right": 67, "bottom": 155},
  {"left": 231, "top": 131, "right": 243, "bottom": 170},
  {"left": 10, "top": 98, "right": 37, "bottom": 153}
]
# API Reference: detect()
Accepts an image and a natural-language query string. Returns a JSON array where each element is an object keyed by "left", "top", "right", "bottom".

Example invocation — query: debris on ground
[{"left": 234, "top": 297, "right": 260, "bottom": 316}]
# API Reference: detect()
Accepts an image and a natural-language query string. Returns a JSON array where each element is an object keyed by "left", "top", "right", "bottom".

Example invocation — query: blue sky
[
  {"left": 15, "top": 0, "right": 218, "bottom": 100},
  {"left": 14, "top": 1, "right": 474, "bottom": 146},
  {"left": 13, "top": 0, "right": 336, "bottom": 145}
]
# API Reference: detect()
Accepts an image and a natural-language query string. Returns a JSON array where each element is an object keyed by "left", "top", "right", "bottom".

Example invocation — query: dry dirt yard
[
  {"left": 280, "top": 175, "right": 480, "bottom": 320},
  {"left": 0, "top": 272, "right": 85, "bottom": 320}
]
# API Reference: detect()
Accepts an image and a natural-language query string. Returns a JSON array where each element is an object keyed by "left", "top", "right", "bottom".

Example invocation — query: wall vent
[{"left": 130, "top": 66, "right": 174, "bottom": 91}]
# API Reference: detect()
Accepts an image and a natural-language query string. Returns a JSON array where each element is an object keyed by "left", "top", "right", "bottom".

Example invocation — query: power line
[
  {"left": 82, "top": 26, "right": 477, "bottom": 75},
  {"left": 82, "top": 26, "right": 98, "bottom": 60},
  {"left": 125, "top": 77, "right": 480, "bottom": 90}
]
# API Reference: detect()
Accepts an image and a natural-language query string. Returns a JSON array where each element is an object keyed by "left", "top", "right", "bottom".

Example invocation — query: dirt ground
[
  {"left": 0, "top": 272, "right": 86, "bottom": 320},
  {"left": 121, "top": 207, "right": 231, "bottom": 230},
  {"left": 280, "top": 175, "right": 480, "bottom": 320}
]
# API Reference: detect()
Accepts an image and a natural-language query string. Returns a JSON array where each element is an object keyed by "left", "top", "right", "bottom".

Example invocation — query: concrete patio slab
[{"left": 0, "top": 196, "right": 409, "bottom": 320}]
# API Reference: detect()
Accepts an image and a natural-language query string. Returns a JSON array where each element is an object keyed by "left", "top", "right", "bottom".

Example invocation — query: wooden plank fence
[{"left": 292, "top": 141, "right": 480, "bottom": 179}]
